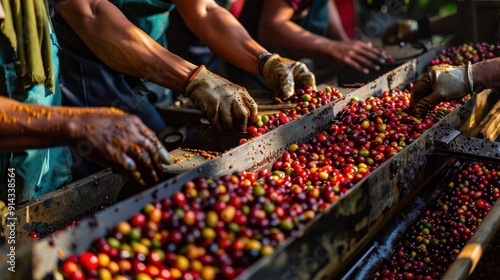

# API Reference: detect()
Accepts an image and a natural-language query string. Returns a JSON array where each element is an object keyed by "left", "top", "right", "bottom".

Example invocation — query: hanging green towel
[{"left": 0, "top": 0, "right": 55, "bottom": 92}]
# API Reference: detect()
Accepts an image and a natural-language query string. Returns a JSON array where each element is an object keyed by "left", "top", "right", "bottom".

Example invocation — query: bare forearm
[
  {"left": 259, "top": 0, "right": 335, "bottom": 59},
  {"left": 326, "top": 0, "right": 350, "bottom": 41},
  {"left": 0, "top": 97, "right": 78, "bottom": 151},
  {"left": 260, "top": 18, "right": 335, "bottom": 59},
  {"left": 174, "top": 0, "right": 266, "bottom": 74},
  {"left": 57, "top": 0, "right": 197, "bottom": 92}
]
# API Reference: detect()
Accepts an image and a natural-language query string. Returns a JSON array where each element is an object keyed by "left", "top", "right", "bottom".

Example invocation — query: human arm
[
  {"left": 259, "top": 0, "right": 382, "bottom": 74},
  {"left": 56, "top": 0, "right": 197, "bottom": 93},
  {"left": 172, "top": 0, "right": 315, "bottom": 98},
  {"left": 55, "top": 0, "right": 257, "bottom": 131},
  {"left": 326, "top": 0, "right": 350, "bottom": 41},
  {"left": 383, "top": 13, "right": 459, "bottom": 45},
  {"left": 0, "top": 97, "right": 169, "bottom": 185},
  {"left": 173, "top": 0, "right": 266, "bottom": 75},
  {"left": 410, "top": 57, "right": 500, "bottom": 117}
]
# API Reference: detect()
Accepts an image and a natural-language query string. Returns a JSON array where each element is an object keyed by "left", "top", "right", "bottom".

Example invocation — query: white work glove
[
  {"left": 410, "top": 62, "right": 474, "bottom": 117},
  {"left": 260, "top": 53, "right": 317, "bottom": 100},
  {"left": 185, "top": 65, "right": 258, "bottom": 132}
]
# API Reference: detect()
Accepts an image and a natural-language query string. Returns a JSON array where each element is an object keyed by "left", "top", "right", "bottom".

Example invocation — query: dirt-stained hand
[
  {"left": 329, "top": 41, "right": 385, "bottom": 74},
  {"left": 70, "top": 108, "right": 170, "bottom": 186}
]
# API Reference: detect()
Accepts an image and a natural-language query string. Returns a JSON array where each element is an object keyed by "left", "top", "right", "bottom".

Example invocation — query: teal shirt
[
  {"left": 0, "top": 21, "right": 72, "bottom": 203},
  {"left": 110, "top": 0, "right": 175, "bottom": 41},
  {"left": 110, "top": 0, "right": 230, "bottom": 41}
]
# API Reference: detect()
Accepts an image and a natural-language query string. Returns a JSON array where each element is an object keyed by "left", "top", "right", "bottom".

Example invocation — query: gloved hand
[
  {"left": 383, "top": 20, "right": 419, "bottom": 45},
  {"left": 260, "top": 53, "right": 317, "bottom": 100},
  {"left": 410, "top": 62, "right": 474, "bottom": 117},
  {"left": 185, "top": 65, "right": 258, "bottom": 132},
  {"left": 0, "top": 201, "right": 8, "bottom": 237}
]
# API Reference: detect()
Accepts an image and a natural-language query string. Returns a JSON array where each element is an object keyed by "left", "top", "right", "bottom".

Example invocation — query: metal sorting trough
[{"left": 30, "top": 46, "right": 500, "bottom": 280}]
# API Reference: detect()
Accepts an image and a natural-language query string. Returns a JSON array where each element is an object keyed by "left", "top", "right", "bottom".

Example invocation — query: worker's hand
[
  {"left": 185, "top": 65, "right": 258, "bottom": 132},
  {"left": 70, "top": 109, "right": 171, "bottom": 185},
  {"left": 382, "top": 20, "right": 419, "bottom": 44},
  {"left": 261, "top": 53, "right": 316, "bottom": 100},
  {"left": 328, "top": 41, "right": 385, "bottom": 74},
  {"left": 0, "top": 201, "right": 8, "bottom": 235},
  {"left": 411, "top": 63, "right": 474, "bottom": 117}
]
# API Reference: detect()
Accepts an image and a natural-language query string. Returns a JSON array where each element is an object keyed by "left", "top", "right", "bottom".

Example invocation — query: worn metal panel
[
  {"left": 6, "top": 169, "right": 122, "bottom": 242},
  {"left": 31, "top": 43, "right": 500, "bottom": 280}
]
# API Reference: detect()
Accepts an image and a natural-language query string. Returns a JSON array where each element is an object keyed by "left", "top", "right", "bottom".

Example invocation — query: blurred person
[
  {"left": 0, "top": 0, "right": 170, "bottom": 205},
  {"left": 228, "top": 0, "right": 386, "bottom": 88},
  {"left": 52, "top": 0, "right": 316, "bottom": 136}
]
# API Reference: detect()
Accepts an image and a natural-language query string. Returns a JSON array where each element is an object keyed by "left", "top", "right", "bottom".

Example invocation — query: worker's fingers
[
  {"left": 277, "top": 69, "right": 295, "bottom": 100},
  {"left": 140, "top": 127, "right": 172, "bottom": 165},
  {"left": 357, "top": 42, "right": 384, "bottom": 62},
  {"left": 412, "top": 93, "right": 438, "bottom": 118},
  {"left": 219, "top": 97, "right": 235, "bottom": 132},
  {"left": 128, "top": 145, "right": 159, "bottom": 186},
  {"left": 351, "top": 52, "right": 380, "bottom": 72},
  {"left": 293, "top": 62, "right": 317, "bottom": 90},
  {"left": 241, "top": 91, "right": 258, "bottom": 126},
  {"left": 116, "top": 152, "right": 145, "bottom": 186},
  {"left": 410, "top": 74, "right": 433, "bottom": 112},
  {"left": 156, "top": 142, "right": 173, "bottom": 165},
  {"left": 143, "top": 137, "right": 165, "bottom": 180},
  {"left": 343, "top": 56, "right": 369, "bottom": 74}
]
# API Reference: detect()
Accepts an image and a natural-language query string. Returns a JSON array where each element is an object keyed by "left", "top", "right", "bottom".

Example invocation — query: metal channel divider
[{"left": 31, "top": 46, "right": 446, "bottom": 279}]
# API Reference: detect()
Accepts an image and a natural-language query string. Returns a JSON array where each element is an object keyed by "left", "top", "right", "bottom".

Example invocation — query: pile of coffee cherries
[
  {"left": 243, "top": 86, "right": 343, "bottom": 141},
  {"left": 58, "top": 171, "right": 317, "bottom": 280},
  {"left": 374, "top": 162, "right": 500, "bottom": 280},
  {"left": 430, "top": 42, "right": 500, "bottom": 67},
  {"left": 58, "top": 88, "right": 464, "bottom": 280}
]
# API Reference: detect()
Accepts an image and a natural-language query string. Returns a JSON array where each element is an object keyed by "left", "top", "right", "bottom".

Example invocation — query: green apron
[{"left": 0, "top": 18, "right": 72, "bottom": 204}]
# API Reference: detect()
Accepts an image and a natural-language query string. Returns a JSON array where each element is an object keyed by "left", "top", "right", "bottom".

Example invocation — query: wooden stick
[{"left": 477, "top": 101, "right": 500, "bottom": 140}]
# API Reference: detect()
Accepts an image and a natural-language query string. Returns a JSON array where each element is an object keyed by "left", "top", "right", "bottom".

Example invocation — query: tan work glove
[
  {"left": 382, "top": 20, "right": 419, "bottom": 44},
  {"left": 410, "top": 62, "right": 474, "bottom": 117},
  {"left": 0, "top": 200, "right": 9, "bottom": 237},
  {"left": 185, "top": 65, "right": 258, "bottom": 132},
  {"left": 260, "top": 53, "right": 317, "bottom": 100}
]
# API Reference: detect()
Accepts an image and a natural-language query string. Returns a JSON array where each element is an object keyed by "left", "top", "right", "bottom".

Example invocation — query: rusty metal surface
[
  {"left": 8, "top": 169, "right": 122, "bottom": 243},
  {"left": 30, "top": 43, "right": 500, "bottom": 280},
  {"left": 340, "top": 158, "right": 462, "bottom": 280},
  {"left": 30, "top": 45, "right": 439, "bottom": 279},
  {"left": 239, "top": 95, "right": 474, "bottom": 280},
  {"left": 435, "top": 132, "right": 500, "bottom": 165},
  {"left": 31, "top": 99, "right": 338, "bottom": 280}
]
